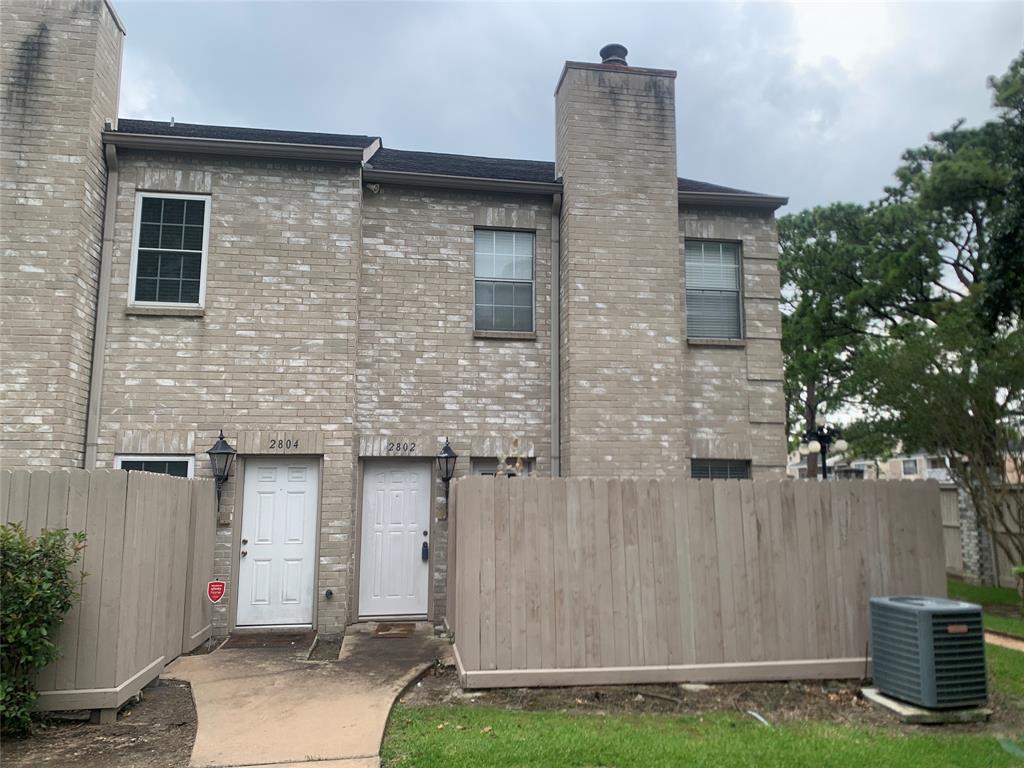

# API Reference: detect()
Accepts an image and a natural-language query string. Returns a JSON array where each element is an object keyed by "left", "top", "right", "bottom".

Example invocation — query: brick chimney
[
  {"left": 0, "top": 0, "right": 125, "bottom": 468},
  {"left": 555, "top": 45, "right": 686, "bottom": 476}
]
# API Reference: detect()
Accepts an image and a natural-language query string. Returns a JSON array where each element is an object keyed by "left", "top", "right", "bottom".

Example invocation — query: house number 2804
[{"left": 269, "top": 438, "right": 298, "bottom": 450}]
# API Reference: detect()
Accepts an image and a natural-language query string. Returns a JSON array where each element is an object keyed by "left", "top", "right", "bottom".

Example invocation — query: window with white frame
[
  {"left": 114, "top": 455, "right": 194, "bottom": 477},
  {"left": 474, "top": 230, "right": 534, "bottom": 333},
  {"left": 130, "top": 193, "right": 210, "bottom": 306},
  {"left": 684, "top": 240, "right": 742, "bottom": 339},
  {"left": 902, "top": 458, "right": 919, "bottom": 476}
]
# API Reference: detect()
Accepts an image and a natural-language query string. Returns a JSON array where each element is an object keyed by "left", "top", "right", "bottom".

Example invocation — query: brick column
[{"left": 555, "top": 56, "right": 685, "bottom": 476}]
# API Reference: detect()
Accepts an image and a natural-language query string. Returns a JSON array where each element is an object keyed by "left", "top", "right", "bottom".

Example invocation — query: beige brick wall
[
  {"left": 3, "top": 17, "right": 788, "bottom": 630},
  {"left": 555, "top": 62, "right": 687, "bottom": 476},
  {"left": 679, "top": 207, "right": 787, "bottom": 475},
  {"left": 96, "top": 152, "right": 362, "bottom": 633},
  {"left": 1, "top": 0, "right": 123, "bottom": 468},
  {"left": 96, "top": 160, "right": 553, "bottom": 632},
  {"left": 359, "top": 185, "right": 553, "bottom": 616}
]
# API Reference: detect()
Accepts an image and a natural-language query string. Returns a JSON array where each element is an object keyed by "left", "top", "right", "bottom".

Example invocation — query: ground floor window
[
  {"left": 471, "top": 457, "right": 534, "bottom": 477},
  {"left": 690, "top": 459, "right": 751, "bottom": 480},
  {"left": 114, "top": 455, "right": 194, "bottom": 478}
]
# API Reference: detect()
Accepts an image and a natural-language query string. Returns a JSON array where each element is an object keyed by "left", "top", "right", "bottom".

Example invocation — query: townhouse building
[{"left": 1, "top": 0, "right": 788, "bottom": 634}]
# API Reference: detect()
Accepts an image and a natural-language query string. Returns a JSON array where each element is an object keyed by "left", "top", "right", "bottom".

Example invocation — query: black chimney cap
[{"left": 600, "top": 43, "right": 628, "bottom": 65}]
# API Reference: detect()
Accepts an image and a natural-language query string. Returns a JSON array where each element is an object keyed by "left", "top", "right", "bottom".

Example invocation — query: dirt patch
[
  {"left": 400, "top": 665, "right": 1024, "bottom": 736},
  {"left": 2, "top": 679, "right": 196, "bottom": 768},
  {"left": 187, "top": 636, "right": 223, "bottom": 656},
  {"left": 222, "top": 629, "right": 316, "bottom": 651},
  {"left": 308, "top": 633, "right": 344, "bottom": 661}
]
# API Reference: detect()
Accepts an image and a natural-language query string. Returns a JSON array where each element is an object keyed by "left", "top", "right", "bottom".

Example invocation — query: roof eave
[
  {"left": 362, "top": 167, "right": 563, "bottom": 195},
  {"left": 102, "top": 131, "right": 369, "bottom": 163},
  {"left": 678, "top": 191, "right": 789, "bottom": 211}
]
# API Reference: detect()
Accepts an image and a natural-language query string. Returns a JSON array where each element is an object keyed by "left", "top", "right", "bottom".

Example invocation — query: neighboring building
[
  {"left": 882, "top": 453, "right": 952, "bottom": 482},
  {"left": 785, "top": 449, "right": 952, "bottom": 482},
  {"left": 1, "top": 1, "right": 788, "bottom": 635},
  {"left": 785, "top": 450, "right": 876, "bottom": 479}
]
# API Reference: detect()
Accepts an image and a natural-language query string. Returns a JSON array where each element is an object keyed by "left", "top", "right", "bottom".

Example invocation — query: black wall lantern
[
  {"left": 206, "top": 430, "right": 237, "bottom": 512},
  {"left": 436, "top": 437, "right": 458, "bottom": 502}
]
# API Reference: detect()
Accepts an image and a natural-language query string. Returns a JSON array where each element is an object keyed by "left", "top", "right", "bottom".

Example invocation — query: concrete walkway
[
  {"left": 165, "top": 625, "right": 446, "bottom": 768},
  {"left": 986, "top": 631, "right": 1024, "bottom": 652}
]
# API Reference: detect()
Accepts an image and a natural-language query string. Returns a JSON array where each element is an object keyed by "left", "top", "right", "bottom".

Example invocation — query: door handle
[{"left": 421, "top": 541, "right": 429, "bottom": 562}]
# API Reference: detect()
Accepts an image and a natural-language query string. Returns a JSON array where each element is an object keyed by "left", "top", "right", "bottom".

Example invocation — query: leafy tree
[
  {"left": 778, "top": 204, "right": 873, "bottom": 475},
  {"left": 982, "top": 53, "right": 1024, "bottom": 327},
  {"left": 845, "top": 56, "right": 1023, "bottom": 589},
  {"left": 780, "top": 53, "right": 1024, "bottom": 594}
]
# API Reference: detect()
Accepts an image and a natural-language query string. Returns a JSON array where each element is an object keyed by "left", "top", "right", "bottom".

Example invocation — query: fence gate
[{"left": 0, "top": 469, "right": 216, "bottom": 719}]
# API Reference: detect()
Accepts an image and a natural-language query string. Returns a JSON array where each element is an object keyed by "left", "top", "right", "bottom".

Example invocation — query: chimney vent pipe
[{"left": 599, "top": 43, "right": 628, "bottom": 66}]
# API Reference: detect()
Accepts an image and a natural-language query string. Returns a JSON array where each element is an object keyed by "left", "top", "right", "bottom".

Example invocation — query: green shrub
[{"left": 1, "top": 523, "right": 85, "bottom": 736}]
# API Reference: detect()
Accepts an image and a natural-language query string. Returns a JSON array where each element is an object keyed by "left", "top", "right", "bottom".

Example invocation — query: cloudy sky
[{"left": 116, "top": 1, "right": 1022, "bottom": 212}]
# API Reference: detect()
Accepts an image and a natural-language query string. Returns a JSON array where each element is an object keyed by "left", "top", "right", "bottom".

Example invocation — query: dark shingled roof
[
  {"left": 368, "top": 146, "right": 776, "bottom": 198},
  {"left": 116, "top": 119, "right": 379, "bottom": 150},
  {"left": 366, "top": 147, "right": 557, "bottom": 183},
  {"left": 676, "top": 177, "right": 767, "bottom": 196},
  {"left": 112, "top": 119, "right": 782, "bottom": 201}
]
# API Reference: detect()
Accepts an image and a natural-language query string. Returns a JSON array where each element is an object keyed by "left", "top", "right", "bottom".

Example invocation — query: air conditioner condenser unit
[{"left": 870, "top": 596, "right": 987, "bottom": 709}]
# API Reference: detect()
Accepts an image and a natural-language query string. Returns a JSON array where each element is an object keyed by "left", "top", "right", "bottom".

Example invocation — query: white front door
[
  {"left": 237, "top": 458, "right": 319, "bottom": 626},
  {"left": 359, "top": 460, "right": 431, "bottom": 617}
]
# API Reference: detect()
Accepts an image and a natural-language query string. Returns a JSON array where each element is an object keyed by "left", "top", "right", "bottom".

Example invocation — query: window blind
[{"left": 685, "top": 241, "right": 742, "bottom": 339}]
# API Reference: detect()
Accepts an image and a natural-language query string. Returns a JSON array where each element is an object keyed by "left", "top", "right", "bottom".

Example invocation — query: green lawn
[
  {"left": 382, "top": 585, "right": 1024, "bottom": 767},
  {"left": 381, "top": 706, "right": 1020, "bottom": 768},
  {"left": 988, "top": 643, "right": 1024, "bottom": 699},
  {"left": 985, "top": 613, "right": 1024, "bottom": 639},
  {"left": 948, "top": 578, "right": 1024, "bottom": 638},
  {"left": 948, "top": 579, "right": 1018, "bottom": 609}
]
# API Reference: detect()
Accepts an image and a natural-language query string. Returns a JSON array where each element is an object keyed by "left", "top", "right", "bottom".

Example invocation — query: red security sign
[{"left": 207, "top": 580, "right": 226, "bottom": 603}]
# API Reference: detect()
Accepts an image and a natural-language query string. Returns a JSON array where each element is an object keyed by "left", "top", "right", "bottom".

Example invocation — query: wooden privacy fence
[
  {"left": 447, "top": 477, "right": 945, "bottom": 688},
  {"left": 0, "top": 469, "right": 216, "bottom": 716},
  {"left": 940, "top": 486, "right": 963, "bottom": 575}
]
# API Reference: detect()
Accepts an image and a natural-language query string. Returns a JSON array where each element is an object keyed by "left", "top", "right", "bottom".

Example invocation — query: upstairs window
[
  {"left": 114, "top": 455, "right": 194, "bottom": 478},
  {"left": 130, "top": 193, "right": 210, "bottom": 306},
  {"left": 902, "top": 458, "right": 919, "bottom": 476},
  {"left": 685, "top": 240, "right": 742, "bottom": 339},
  {"left": 691, "top": 459, "right": 751, "bottom": 479},
  {"left": 474, "top": 230, "right": 534, "bottom": 333}
]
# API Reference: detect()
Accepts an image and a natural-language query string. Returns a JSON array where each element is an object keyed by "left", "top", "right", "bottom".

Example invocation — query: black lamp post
[
  {"left": 436, "top": 437, "right": 458, "bottom": 503},
  {"left": 799, "top": 414, "right": 848, "bottom": 480},
  {"left": 206, "top": 430, "right": 237, "bottom": 512}
]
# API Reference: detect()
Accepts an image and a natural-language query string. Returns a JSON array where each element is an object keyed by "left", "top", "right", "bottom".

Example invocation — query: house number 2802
[
  {"left": 387, "top": 441, "right": 416, "bottom": 453},
  {"left": 269, "top": 438, "right": 298, "bottom": 450}
]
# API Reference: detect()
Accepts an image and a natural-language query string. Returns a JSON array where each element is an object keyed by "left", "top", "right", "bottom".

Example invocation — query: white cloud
[
  {"left": 111, "top": 0, "right": 1024, "bottom": 212},
  {"left": 119, "top": 51, "right": 183, "bottom": 120}
]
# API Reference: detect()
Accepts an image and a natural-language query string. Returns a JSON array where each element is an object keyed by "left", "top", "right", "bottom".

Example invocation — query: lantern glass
[
  {"left": 814, "top": 413, "right": 827, "bottom": 428},
  {"left": 207, "top": 430, "right": 237, "bottom": 484},
  {"left": 807, "top": 439, "right": 822, "bottom": 453},
  {"left": 834, "top": 438, "right": 849, "bottom": 453},
  {"left": 436, "top": 438, "right": 458, "bottom": 484}
]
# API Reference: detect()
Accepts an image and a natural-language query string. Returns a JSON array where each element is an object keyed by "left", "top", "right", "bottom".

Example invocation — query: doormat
[
  {"left": 222, "top": 630, "right": 317, "bottom": 650},
  {"left": 372, "top": 623, "right": 415, "bottom": 638}
]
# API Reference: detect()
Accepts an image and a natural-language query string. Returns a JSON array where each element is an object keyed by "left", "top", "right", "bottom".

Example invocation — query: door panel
[
  {"left": 237, "top": 458, "right": 318, "bottom": 626},
  {"left": 359, "top": 460, "right": 431, "bottom": 617}
]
